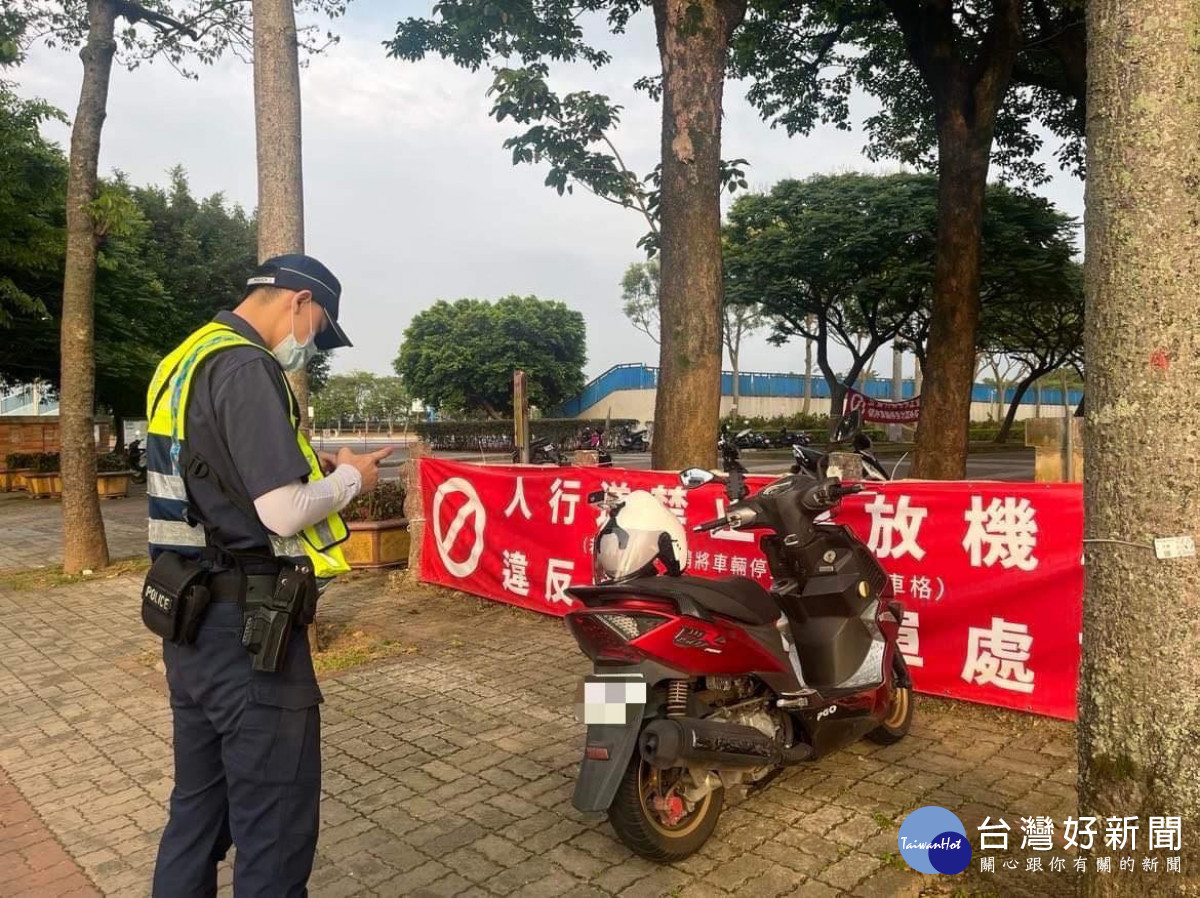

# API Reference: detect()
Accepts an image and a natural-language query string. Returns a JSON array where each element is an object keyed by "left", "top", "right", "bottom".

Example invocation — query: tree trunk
[
  {"left": 650, "top": 0, "right": 746, "bottom": 471},
  {"left": 730, "top": 346, "right": 740, "bottom": 419},
  {"left": 995, "top": 372, "right": 1039, "bottom": 444},
  {"left": 910, "top": 125, "right": 992, "bottom": 479},
  {"left": 1080, "top": 2, "right": 1200, "bottom": 893},
  {"left": 802, "top": 321, "right": 814, "bottom": 415},
  {"left": 59, "top": 0, "right": 117, "bottom": 574},
  {"left": 252, "top": 0, "right": 308, "bottom": 426}
]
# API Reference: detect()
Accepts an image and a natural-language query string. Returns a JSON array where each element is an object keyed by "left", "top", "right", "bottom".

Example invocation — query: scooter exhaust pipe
[{"left": 639, "top": 718, "right": 781, "bottom": 770}]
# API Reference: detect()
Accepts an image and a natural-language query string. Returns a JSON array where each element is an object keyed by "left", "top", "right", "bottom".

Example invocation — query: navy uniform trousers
[{"left": 153, "top": 602, "right": 322, "bottom": 897}]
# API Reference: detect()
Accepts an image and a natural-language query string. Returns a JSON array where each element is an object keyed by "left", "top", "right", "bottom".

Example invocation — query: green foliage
[
  {"left": 395, "top": 296, "right": 587, "bottom": 418},
  {"left": 30, "top": 451, "right": 60, "bottom": 473},
  {"left": 413, "top": 418, "right": 636, "bottom": 452},
  {"left": 4, "top": 452, "right": 35, "bottom": 470},
  {"left": 621, "top": 260, "right": 660, "bottom": 343},
  {"left": 0, "top": 78, "right": 66, "bottom": 330},
  {"left": 725, "top": 173, "right": 1080, "bottom": 375},
  {"left": 0, "top": 150, "right": 258, "bottom": 414},
  {"left": 732, "top": 1, "right": 1087, "bottom": 182},
  {"left": 341, "top": 480, "right": 406, "bottom": 523},
  {"left": 389, "top": 2, "right": 747, "bottom": 254},
  {"left": 311, "top": 371, "right": 411, "bottom": 430},
  {"left": 14, "top": 0, "right": 349, "bottom": 75},
  {"left": 95, "top": 450, "right": 129, "bottom": 473}
]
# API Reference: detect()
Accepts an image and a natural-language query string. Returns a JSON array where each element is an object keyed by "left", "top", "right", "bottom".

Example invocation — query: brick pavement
[
  {"left": 0, "top": 490, "right": 148, "bottom": 571},
  {"left": 0, "top": 569, "right": 1079, "bottom": 897}
]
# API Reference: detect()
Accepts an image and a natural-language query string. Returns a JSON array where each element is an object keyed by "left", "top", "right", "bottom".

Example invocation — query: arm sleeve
[
  {"left": 212, "top": 357, "right": 311, "bottom": 499},
  {"left": 253, "top": 464, "right": 363, "bottom": 537}
]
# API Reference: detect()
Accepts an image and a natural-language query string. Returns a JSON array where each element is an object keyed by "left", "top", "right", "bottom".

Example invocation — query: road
[{"left": 312, "top": 436, "right": 1037, "bottom": 481}]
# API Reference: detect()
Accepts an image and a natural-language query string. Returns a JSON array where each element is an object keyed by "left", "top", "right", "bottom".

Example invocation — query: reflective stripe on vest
[{"left": 145, "top": 322, "right": 350, "bottom": 578}]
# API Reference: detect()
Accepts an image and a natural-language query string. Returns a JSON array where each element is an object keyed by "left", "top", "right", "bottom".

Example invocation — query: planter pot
[
  {"left": 25, "top": 472, "right": 63, "bottom": 499},
  {"left": 342, "top": 518, "right": 410, "bottom": 569},
  {"left": 8, "top": 469, "right": 34, "bottom": 491},
  {"left": 97, "top": 471, "right": 132, "bottom": 499},
  {"left": 0, "top": 470, "right": 19, "bottom": 492}
]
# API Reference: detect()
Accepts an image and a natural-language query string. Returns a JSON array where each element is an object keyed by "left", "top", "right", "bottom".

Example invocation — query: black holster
[{"left": 240, "top": 560, "right": 317, "bottom": 673}]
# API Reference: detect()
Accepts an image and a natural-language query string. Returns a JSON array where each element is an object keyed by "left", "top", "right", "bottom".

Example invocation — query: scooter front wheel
[{"left": 607, "top": 753, "right": 724, "bottom": 862}]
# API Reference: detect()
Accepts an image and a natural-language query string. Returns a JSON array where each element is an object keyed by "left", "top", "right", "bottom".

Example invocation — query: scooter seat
[{"left": 571, "top": 576, "right": 780, "bottom": 626}]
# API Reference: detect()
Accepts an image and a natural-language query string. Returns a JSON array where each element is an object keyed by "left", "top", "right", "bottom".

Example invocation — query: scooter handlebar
[{"left": 693, "top": 517, "right": 729, "bottom": 533}]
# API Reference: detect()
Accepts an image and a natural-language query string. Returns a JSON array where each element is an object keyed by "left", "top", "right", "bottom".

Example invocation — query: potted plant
[
  {"left": 340, "top": 480, "right": 409, "bottom": 569},
  {"left": 2, "top": 453, "right": 35, "bottom": 492},
  {"left": 23, "top": 452, "right": 63, "bottom": 498},
  {"left": 95, "top": 450, "right": 133, "bottom": 498}
]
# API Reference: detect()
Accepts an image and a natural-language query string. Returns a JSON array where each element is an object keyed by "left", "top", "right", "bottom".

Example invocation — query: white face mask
[{"left": 273, "top": 302, "right": 318, "bottom": 372}]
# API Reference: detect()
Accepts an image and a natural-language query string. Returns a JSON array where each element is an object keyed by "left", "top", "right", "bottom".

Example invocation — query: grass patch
[
  {"left": 311, "top": 622, "right": 419, "bottom": 675},
  {"left": 873, "top": 812, "right": 895, "bottom": 830},
  {"left": 0, "top": 556, "right": 149, "bottom": 591},
  {"left": 881, "top": 851, "right": 908, "bottom": 872}
]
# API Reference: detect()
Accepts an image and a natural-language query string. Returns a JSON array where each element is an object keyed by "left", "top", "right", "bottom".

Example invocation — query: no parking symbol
[{"left": 432, "top": 477, "right": 487, "bottom": 578}]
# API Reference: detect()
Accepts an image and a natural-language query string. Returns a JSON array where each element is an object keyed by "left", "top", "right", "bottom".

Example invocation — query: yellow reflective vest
[{"left": 145, "top": 321, "right": 350, "bottom": 579}]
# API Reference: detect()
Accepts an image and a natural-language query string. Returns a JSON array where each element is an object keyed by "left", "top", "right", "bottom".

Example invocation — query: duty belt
[{"left": 208, "top": 571, "right": 279, "bottom": 607}]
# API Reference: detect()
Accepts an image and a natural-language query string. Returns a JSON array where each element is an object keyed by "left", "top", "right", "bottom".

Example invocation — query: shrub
[
  {"left": 31, "top": 452, "right": 60, "bottom": 473},
  {"left": 5, "top": 452, "right": 35, "bottom": 470},
  {"left": 414, "top": 418, "right": 638, "bottom": 452},
  {"left": 96, "top": 451, "right": 130, "bottom": 473},
  {"left": 342, "top": 480, "right": 406, "bottom": 523}
]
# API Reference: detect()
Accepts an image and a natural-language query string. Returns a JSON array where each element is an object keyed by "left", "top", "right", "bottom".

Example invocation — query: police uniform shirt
[{"left": 183, "top": 310, "right": 312, "bottom": 556}]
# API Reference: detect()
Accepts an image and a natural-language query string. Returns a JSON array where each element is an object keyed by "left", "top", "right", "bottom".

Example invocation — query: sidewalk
[
  {"left": 0, "top": 566, "right": 1081, "bottom": 897},
  {"left": 0, "top": 490, "right": 147, "bottom": 571}
]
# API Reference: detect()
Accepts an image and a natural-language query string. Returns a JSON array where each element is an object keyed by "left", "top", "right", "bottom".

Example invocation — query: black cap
[{"left": 245, "top": 253, "right": 351, "bottom": 350}]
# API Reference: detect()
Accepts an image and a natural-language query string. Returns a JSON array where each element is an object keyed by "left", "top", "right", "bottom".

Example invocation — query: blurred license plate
[{"left": 574, "top": 675, "right": 646, "bottom": 725}]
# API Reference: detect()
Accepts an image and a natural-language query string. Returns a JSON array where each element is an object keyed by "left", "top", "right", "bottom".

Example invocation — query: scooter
[
  {"left": 790, "top": 432, "right": 891, "bottom": 482},
  {"left": 565, "top": 443, "right": 912, "bottom": 861},
  {"left": 618, "top": 429, "right": 649, "bottom": 453},
  {"left": 511, "top": 436, "right": 567, "bottom": 466},
  {"left": 127, "top": 439, "right": 147, "bottom": 484},
  {"left": 579, "top": 429, "right": 614, "bottom": 467}
]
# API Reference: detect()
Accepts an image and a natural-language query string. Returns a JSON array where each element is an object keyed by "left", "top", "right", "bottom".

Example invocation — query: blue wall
[{"left": 558, "top": 363, "right": 1083, "bottom": 418}]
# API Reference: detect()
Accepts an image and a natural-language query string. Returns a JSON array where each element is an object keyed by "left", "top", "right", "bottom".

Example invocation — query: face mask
[{"left": 273, "top": 302, "right": 318, "bottom": 372}]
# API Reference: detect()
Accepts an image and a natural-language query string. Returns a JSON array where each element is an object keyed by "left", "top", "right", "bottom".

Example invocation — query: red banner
[
  {"left": 419, "top": 459, "right": 1083, "bottom": 720},
  {"left": 845, "top": 387, "right": 922, "bottom": 424}
]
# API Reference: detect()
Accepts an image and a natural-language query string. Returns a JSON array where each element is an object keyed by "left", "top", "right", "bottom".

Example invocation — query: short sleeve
[{"left": 210, "top": 357, "right": 311, "bottom": 500}]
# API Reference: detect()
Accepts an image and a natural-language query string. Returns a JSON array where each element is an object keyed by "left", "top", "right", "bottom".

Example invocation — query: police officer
[{"left": 148, "top": 254, "right": 390, "bottom": 895}]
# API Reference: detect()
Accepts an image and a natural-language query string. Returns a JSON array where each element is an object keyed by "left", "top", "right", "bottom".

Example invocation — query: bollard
[
  {"left": 826, "top": 452, "right": 863, "bottom": 481},
  {"left": 402, "top": 440, "right": 430, "bottom": 574},
  {"left": 573, "top": 450, "right": 600, "bottom": 467}
]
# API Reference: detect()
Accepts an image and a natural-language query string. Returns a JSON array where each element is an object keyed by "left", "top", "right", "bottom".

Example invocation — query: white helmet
[{"left": 593, "top": 490, "right": 688, "bottom": 584}]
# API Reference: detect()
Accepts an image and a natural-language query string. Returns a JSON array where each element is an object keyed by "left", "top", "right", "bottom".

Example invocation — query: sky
[{"left": 14, "top": 0, "right": 1085, "bottom": 386}]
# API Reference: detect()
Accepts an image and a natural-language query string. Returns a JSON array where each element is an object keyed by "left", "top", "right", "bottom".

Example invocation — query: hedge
[{"left": 414, "top": 418, "right": 638, "bottom": 452}]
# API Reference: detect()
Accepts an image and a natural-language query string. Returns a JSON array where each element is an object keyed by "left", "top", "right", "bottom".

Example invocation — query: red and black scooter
[{"left": 565, "top": 445, "right": 912, "bottom": 861}]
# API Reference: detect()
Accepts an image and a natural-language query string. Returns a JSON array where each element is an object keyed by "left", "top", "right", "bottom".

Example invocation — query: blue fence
[{"left": 557, "top": 363, "right": 1083, "bottom": 418}]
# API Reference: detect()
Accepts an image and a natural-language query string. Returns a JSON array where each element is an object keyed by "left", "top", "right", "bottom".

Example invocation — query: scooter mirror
[
  {"left": 680, "top": 467, "right": 716, "bottom": 489},
  {"left": 586, "top": 490, "right": 607, "bottom": 504}
]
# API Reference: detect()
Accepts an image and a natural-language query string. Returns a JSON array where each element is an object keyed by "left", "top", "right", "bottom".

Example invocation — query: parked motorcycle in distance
[
  {"left": 565, "top": 442, "right": 911, "bottom": 861},
  {"left": 511, "top": 436, "right": 567, "bottom": 466},
  {"left": 790, "top": 409, "right": 892, "bottom": 482},
  {"left": 127, "top": 439, "right": 147, "bottom": 484},
  {"left": 617, "top": 428, "right": 649, "bottom": 453},
  {"left": 577, "top": 427, "right": 614, "bottom": 467}
]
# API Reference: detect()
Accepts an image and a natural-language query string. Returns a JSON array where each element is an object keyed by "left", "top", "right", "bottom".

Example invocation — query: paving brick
[{"left": 0, "top": 557, "right": 1076, "bottom": 898}]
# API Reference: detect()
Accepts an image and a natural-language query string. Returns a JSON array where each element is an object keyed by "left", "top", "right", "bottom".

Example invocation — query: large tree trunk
[
  {"left": 910, "top": 126, "right": 991, "bottom": 478},
  {"left": 59, "top": 0, "right": 117, "bottom": 574},
  {"left": 651, "top": 0, "right": 746, "bottom": 471},
  {"left": 252, "top": 0, "right": 308, "bottom": 425},
  {"left": 1080, "top": 2, "right": 1200, "bottom": 893}
]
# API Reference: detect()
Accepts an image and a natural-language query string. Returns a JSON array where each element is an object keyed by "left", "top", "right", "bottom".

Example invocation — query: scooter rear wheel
[
  {"left": 866, "top": 664, "right": 913, "bottom": 745},
  {"left": 607, "top": 753, "right": 724, "bottom": 862}
]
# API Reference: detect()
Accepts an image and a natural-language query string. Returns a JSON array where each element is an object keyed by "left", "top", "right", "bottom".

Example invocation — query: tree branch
[{"left": 113, "top": 0, "right": 200, "bottom": 40}]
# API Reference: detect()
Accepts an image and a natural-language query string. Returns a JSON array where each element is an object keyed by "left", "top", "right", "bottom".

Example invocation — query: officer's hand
[
  {"left": 337, "top": 447, "right": 394, "bottom": 493},
  {"left": 318, "top": 451, "right": 338, "bottom": 475}
]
